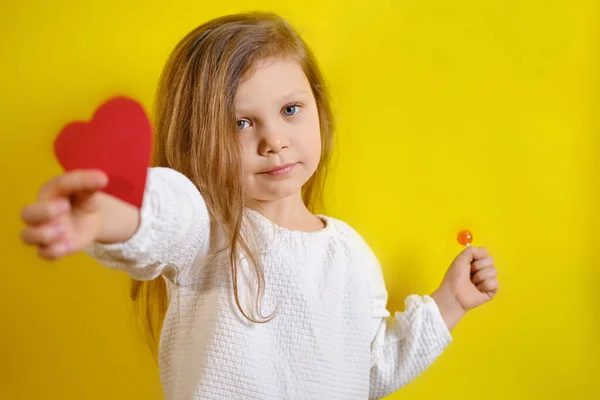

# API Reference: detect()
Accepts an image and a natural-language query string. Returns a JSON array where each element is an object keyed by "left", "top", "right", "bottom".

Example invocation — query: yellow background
[{"left": 1, "top": 1, "right": 597, "bottom": 399}]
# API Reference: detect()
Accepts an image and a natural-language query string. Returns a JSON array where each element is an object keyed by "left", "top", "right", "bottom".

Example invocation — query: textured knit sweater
[{"left": 84, "top": 167, "right": 453, "bottom": 400}]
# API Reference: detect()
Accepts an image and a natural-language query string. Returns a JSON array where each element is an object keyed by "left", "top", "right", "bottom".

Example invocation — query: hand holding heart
[
  {"left": 20, "top": 97, "right": 152, "bottom": 259},
  {"left": 53, "top": 97, "right": 152, "bottom": 208}
]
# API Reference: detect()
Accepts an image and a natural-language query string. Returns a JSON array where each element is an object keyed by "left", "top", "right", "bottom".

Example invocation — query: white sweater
[{"left": 85, "top": 167, "right": 452, "bottom": 400}]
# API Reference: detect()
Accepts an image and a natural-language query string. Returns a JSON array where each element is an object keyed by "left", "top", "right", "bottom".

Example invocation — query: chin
[{"left": 252, "top": 181, "right": 304, "bottom": 202}]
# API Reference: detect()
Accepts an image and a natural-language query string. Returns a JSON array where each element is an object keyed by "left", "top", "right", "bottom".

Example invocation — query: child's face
[{"left": 235, "top": 57, "right": 322, "bottom": 204}]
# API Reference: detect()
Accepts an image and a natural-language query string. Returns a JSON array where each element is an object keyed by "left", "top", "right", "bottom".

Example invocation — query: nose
[{"left": 258, "top": 123, "right": 289, "bottom": 156}]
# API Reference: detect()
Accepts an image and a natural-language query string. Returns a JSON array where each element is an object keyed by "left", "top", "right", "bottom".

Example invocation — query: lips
[
  {"left": 260, "top": 162, "right": 297, "bottom": 176},
  {"left": 263, "top": 163, "right": 295, "bottom": 173}
]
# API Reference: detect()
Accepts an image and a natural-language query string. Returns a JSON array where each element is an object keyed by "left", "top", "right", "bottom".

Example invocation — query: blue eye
[
  {"left": 237, "top": 119, "right": 251, "bottom": 130},
  {"left": 282, "top": 104, "right": 300, "bottom": 117}
]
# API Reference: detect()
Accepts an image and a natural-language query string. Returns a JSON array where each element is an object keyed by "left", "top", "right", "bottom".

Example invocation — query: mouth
[{"left": 260, "top": 162, "right": 298, "bottom": 176}]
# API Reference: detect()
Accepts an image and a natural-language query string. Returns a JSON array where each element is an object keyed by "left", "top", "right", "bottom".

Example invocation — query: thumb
[{"left": 455, "top": 246, "right": 489, "bottom": 265}]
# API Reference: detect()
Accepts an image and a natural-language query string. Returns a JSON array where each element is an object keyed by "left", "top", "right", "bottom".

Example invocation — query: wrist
[
  {"left": 431, "top": 286, "right": 467, "bottom": 331},
  {"left": 95, "top": 195, "right": 140, "bottom": 244}
]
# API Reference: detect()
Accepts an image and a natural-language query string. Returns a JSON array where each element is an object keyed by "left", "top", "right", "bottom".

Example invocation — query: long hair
[{"left": 130, "top": 11, "right": 335, "bottom": 358}]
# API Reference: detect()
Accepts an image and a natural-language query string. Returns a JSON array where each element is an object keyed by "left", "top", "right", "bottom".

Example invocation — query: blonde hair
[{"left": 130, "top": 11, "right": 335, "bottom": 358}]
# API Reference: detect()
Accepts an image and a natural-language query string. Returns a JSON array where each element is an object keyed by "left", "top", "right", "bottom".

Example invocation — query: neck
[{"left": 251, "top": 193, "right": 323, "bottom": 231}]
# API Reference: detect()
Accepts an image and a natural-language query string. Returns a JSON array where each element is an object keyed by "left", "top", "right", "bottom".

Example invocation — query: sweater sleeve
[
  {"left": 83, "top": 167, "right": 210, "bottom": 283},
  {"left": 368, "top": 265, "right": 453, "bottom": 399}
]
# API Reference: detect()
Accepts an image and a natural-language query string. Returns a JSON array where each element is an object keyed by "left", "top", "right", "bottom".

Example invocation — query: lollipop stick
[{"left": 457, "top": 230, "right": 478, "bottom": 278}]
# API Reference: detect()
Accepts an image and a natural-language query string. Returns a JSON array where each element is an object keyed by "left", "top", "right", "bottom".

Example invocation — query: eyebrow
[{"left": 279, "top": 90, "right": 311, "bottom": 101}]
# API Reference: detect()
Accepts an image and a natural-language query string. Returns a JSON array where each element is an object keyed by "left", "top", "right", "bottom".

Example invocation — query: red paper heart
[{"left": 54, "top": 96, "right": 152, "bottom": 209}]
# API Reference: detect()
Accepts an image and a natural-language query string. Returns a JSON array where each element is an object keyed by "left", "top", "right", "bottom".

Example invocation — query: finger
[
  {"left": 37, "top": 239, "right": 72, "bottom": 260},
  {"left": 471, "top": 255, "right": 494, "bottom": 273},
  {"left": 37, "top": 170, "right": 108, "bottom": 202},
  {"left": 456, "top": 246, "right": 475, "bottom": 264},
  {"left": 471, "top": 246, "right": 489, "bottom": 261},
  {"left": 471, "top": 266, "right": 498, "bottom": 285},
  {"left": 456, "top": 245, "right": 488, "bottom": 264},
  {"left": 21, "top": 221, "right": 66, "bottom": 246},
  {"left": 476, "top": 278, "right": 499, "bottom": 293},
  {"left": 21, "top": 199, "right": 71, "bottom": 225}
]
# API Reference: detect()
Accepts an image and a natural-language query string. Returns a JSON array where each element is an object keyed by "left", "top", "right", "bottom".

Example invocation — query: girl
[{"left": 20, "top": 11, "right": 499, "bottom": 400}]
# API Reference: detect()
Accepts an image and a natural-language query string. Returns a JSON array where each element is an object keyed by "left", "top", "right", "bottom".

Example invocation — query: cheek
[
  {"left": 306, "top": 117, "right": 322, "bottom": 164},
  {"left": 291, "top": 108, "right": 321, "bottom": 159},
  {"left": 308, "top": 133, "right": 322, "bottom": 164},
  {"left": 292, "top": 132, "right": 321, "bottom": 178},
  {"left": 239, "top": 136, "right": 256, "bottom": 172}
]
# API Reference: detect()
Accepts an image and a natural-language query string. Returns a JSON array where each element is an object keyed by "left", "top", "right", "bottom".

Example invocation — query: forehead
[{"left": 235, "top": 57, "right": 311, "bottom": 108}]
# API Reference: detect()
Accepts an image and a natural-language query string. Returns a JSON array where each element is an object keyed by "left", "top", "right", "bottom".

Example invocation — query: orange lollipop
[{"left": 457, "top": 230, "right": 473, "bottom": 247}]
